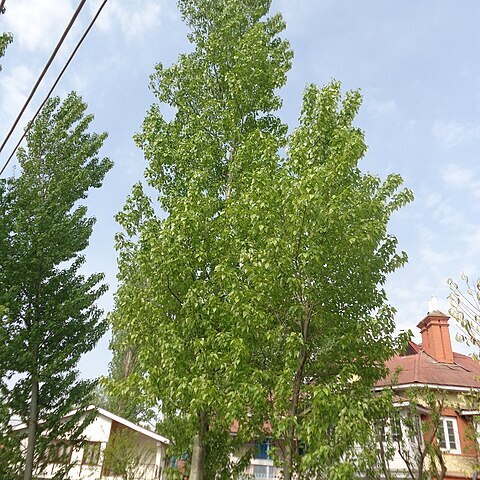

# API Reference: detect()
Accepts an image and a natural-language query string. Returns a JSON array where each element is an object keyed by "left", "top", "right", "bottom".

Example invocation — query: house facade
[
  {"left": 16, "top": 407, "right": 169, "bottom": 480},
  {"left": 376, "top": 309, "right": 480, "bottom": 479}
]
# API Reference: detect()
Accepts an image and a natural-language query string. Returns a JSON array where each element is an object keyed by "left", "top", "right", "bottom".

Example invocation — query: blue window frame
[{"left": 255, "top": 439, "right": 271, "bottom": 460}]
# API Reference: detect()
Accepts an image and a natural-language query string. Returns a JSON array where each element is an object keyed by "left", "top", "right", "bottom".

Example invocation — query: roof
[
  {"left": 13, "top": 405, "right": 170, "bottom": 445},
  {"left": 96, "top": 407, "right": 170, "bottom": 445},
  {"left": 377, "top": 341, "right": 480, "bottom": 390}
]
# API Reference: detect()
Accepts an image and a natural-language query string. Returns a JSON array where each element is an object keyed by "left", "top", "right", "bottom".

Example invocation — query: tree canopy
[
  {"left": 112, "top": 1, "right": 292, "bottom": 478},
  {"left": 0, "top": 92, "right": 112, "bottom": 479},
  {"left": 228, "top": 81, "right": 413, "bottom": 479}
]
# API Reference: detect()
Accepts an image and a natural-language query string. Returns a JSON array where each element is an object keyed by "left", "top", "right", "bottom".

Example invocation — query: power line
[
  {"left": 0, "top": 0, "right": 109, "bottom": 177},
  {"left": 0, "top": 0, "right": 86, "bottom": 159}
]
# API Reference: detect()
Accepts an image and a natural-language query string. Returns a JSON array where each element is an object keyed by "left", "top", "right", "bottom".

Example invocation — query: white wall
[{"left": 27, "top": 411, "right": 167, "bottom": 480}]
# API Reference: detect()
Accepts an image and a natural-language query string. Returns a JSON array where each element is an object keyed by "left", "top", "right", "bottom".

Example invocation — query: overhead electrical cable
[
  {"left": 0, "top": 0, "right": 87, "bottom": 160},
  {"left": 0, "top": 0, "right": 109, "bottom": 177}
]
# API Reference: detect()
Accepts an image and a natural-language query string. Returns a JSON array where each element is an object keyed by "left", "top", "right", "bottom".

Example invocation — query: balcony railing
[{"left": 240, "top": 459, "right": 281, "bottom": 480}]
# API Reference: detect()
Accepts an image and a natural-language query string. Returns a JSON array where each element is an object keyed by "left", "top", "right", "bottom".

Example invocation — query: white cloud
[
  {"left": 411, "top": 225, "right": 457, "bottom": 274},
  {"left": 418, "top": 185, "right": 474, "bottom": 236},
  {"left": 420, "top": 246, "right": 452, "bottom": 266},
  {"left": 432, "top": 119, "right": 480, "bottom": 147},
  {"left": 92, "top": 0, "right": 163, "bottom": 41},
  {"left": 461, "top": 225, "right": 480, "bottom": 257},
  {"left": 440, "top": 163, "right": 480, "bottom": 200},
  {"left": 368, "top": 98, "right": 397, "bottom": 118},
  {"left": 434, "top": 201, "right": 465, "bottom": 229},
  {"left": 442, "top": 162, "right": 475, "bottom": 187},
  {"left": 119, "top": 148, "right": 146, "bottom": 177},
  {"left": 424, "top": 192, "right": 442, "bottom": 209},
  {"left": 3, "top": 0, "right": 75, "bottom": 52},
  {"left": 67, "top": 71, "right": 89, "bottom": 94},
  {"left": 0, "top": 65, "right": 36, "bottom": 133},
  {"left": 273, "top": 0, "right": 332, "bottom": 31},
  {"left": 404, "top": 119, "right": 417, "bottom": 131},
  {"left": 387, "top": 273, "right": 451, "bottom": 339}
]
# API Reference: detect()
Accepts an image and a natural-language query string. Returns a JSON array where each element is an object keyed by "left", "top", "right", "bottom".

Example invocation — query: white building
[{"left": 15, "top": 406, "right": 169, "bottom": 480}]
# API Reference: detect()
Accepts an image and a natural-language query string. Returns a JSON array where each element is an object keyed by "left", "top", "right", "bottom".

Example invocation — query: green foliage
[
  {"left": 113, "top": 0, "right": 292, "bottom": 477},
  {"left": 0, "top": 32, "right": 12, "bottom": 71},
  {"left": 0, "top": 396, "right": 23, "bottom": 479},
  {"left": 112, "top": 1, "right": 411, "bottom": 478},
  {"left": 0, "top": 92, "right": 112, "bottom": 478},
  {"left": 102, "top": 428, "right": 156, "bottom": 480},
  {"left": 101, "top": 328, "right": 155, "bottom": 424},
  {"left": 230, "top": 81, "right": 413, "bottom": 478}
]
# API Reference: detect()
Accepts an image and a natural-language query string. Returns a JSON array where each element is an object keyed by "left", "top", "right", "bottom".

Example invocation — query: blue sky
[{"left": 1, "top": 0, "right": 479, "bottom": 379}]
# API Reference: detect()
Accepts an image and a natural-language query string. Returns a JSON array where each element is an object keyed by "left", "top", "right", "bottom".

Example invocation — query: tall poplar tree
[
  {"left": 234, "top": 82, "right": 413, "bottom": 479},
  {"left": 98, "top": 328, "right": 154, "bottom": 424},
  {"left": 112, "top": 1, "right": 292, "bottom": 478},
  {"left": 0, "top": 27, "right": 16, "bottom": 477},
  {"left": 0, "top": 92, "right": 112, "bottom": 480}
]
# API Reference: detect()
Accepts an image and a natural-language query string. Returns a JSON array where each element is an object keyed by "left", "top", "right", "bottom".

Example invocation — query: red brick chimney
[{"left": 417, "top": 310, "right": 454, "bottom": 363}]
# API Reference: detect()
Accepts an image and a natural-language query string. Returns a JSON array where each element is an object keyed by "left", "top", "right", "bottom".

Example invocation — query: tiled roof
[{"left": 377, "top": 342, "right": 480, "bottom": 389}]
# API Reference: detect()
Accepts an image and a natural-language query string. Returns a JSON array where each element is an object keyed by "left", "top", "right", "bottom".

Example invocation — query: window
[
  {"left": 437, "top": 417, "right": 461, "bottom": 453},
  {"left": 255, "top": 439, "right": 271, "bottom": 460},
  {"left": 297, "top": 442, "right": 306, "bottom": 457},
  {"left": 413, "top": 415, "right": 424, "bottom": 447},
  {"left": 390, "top": 416, "right": 402, "bottom": 443},
  {"left": 82, "top": 441, "right": 101, "bottom": 466},
  {"left": 48, "top": 441, "right": 73, "bottom": 464}
]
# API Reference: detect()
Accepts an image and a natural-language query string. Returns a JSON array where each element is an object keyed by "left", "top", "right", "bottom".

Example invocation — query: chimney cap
[
  {"left": 425, "top": 309, "right": 449, "bottom": 317},
  {"left": 417, "top": 309, "right": 450, "bottom": 330}
]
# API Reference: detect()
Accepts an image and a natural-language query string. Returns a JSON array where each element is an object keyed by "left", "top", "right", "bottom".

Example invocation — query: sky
[{"left": 1, "top": 0, "right": 480, "bottom": 379}]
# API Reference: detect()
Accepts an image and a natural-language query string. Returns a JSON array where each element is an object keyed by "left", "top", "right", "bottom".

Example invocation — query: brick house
[
  {"left": 232, "top": 308, "right": 480, "bottom": 479},
  {"left": 377, "top": 309, "right": 480, "bottom": 479}
]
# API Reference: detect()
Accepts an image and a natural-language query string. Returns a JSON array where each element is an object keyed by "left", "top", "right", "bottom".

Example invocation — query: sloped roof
[
  {"left": 97, "top": 407, "right": 170, "bottom": 445},
  {"left": 12, "top": 405, "right": 170, "bottom": 445},
  {"left": 377, "top": 341, "right": 480, "bottom": 390}
]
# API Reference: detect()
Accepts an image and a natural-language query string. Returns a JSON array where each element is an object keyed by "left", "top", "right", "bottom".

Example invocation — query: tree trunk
[
  {"left": 283, "top": 437, "right": 294, "bottom": 480},
  {"left": 189, "top": 412, "right": 208, "bottom": 480},
  {"left": 283, "top": 346, "right": 307, "bottom": 480},
  {"left": 24, "top": 377, "right": 39, "bottom": 480}
]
